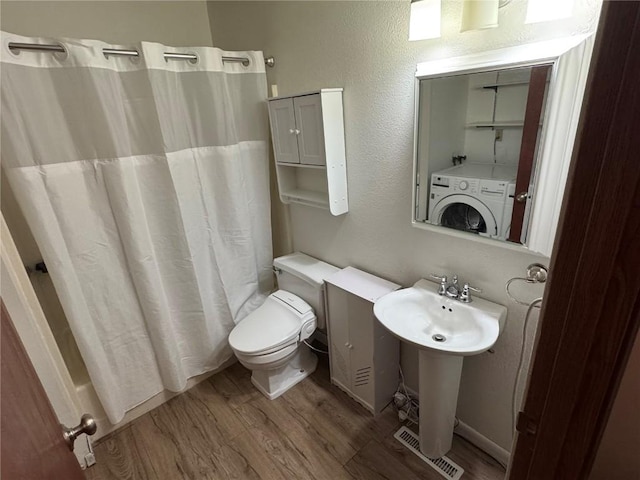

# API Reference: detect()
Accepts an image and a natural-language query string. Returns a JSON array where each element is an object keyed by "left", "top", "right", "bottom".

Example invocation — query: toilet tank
[{"left": 273, "top": 253, "right": 340, "bottom": 330}]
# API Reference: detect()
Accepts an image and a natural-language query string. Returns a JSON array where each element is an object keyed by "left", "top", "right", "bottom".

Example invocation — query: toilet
[{"left": 228, "top": 252, "right": 339, "bottom": 400}]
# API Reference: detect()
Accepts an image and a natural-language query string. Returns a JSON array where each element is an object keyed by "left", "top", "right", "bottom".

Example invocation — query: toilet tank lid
[{"left": 274, "top": 252, "right": 340, "bottom": 288}]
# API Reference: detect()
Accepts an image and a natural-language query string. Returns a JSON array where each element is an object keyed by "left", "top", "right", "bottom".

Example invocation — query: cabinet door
[
  {"left": 348, "top": 296, "right": 375, "bottom": 408},
  {"left": 293, "top": 94, "right": 326, "bottom": 166},
  {"left": 327, "top": 285, "right": 351, "bottom": 391},
  {"left": 268, "top": 98, "right": 300, "bottom": 164}
]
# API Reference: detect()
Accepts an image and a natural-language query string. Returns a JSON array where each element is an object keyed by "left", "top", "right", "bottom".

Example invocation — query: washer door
[{"left": 432, "top": 195, "right": 497, "bottom": 236}]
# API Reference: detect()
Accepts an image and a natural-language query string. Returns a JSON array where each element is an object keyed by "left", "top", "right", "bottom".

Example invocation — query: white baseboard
[{"left": 454, "top": 420, "right": 510, "bottom": 468}]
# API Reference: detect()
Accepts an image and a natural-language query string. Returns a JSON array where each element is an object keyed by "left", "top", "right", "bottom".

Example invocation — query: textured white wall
[{"left": 209, "top": 0, "right": 601, "bottom": 451}]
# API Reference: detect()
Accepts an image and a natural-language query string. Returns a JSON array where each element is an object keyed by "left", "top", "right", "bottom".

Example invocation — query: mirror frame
[{"left": 411, "top": 35, "right": 595, "bottom": 256}]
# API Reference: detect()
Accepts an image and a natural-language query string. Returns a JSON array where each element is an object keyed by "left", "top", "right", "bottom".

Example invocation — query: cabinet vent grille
[{"left": 354, "top": 366, "right": 371, "bottom": 387}]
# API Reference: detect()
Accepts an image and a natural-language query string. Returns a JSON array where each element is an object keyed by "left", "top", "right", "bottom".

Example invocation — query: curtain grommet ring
[
  {"left": 187, "top": 52, "right": 199, "bottom": 65},
  {"left": 5, "top": 39, "right": 20, "bottom": 57},
  {"left": 52, "top": 43, "right": 68, "bottom": 62}
]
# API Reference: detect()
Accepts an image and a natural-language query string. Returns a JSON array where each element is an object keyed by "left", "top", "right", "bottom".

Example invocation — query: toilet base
[{"left": 251, "top": 344, "right": 318, "bottom": 400}]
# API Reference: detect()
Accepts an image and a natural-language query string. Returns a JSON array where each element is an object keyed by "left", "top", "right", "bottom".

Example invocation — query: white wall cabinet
[
  {"left": 325, "top": 267, "right": 400, "bottom": 414},
  {"left": 267, "top": 89, "right": 348, "bottom": 215}
]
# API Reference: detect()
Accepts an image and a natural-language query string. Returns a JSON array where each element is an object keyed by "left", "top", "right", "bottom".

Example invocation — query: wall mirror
[{"left": 412, "top": 36, "right": 594, "bottom": 256}]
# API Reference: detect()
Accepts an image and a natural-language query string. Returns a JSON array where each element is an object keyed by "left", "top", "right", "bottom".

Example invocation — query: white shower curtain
[{"left": 1, "top": 32, "right": 272, "bottom": 423}]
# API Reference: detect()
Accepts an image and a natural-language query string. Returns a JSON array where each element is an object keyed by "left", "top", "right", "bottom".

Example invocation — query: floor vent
[{"left": 394, "top": 427, "right": 464, "bottom": 480}]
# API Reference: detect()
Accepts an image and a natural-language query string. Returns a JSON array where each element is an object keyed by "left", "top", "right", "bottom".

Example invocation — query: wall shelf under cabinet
[
  {"left": 281, "top": 189, "right": 330, "bottom": 209},
  {"left": 268, "top": 89, "right": 348, "bottom": 216},
  {"left": 276, "top": 162, "right": 327, "bottom": 170}
]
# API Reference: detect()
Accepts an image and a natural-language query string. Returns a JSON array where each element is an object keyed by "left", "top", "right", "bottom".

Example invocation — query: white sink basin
[
  {"left": 373, "top": 279, "right": 506, "bottom": 356},
  {"left": 373, "top": 278, "right": 507, "bottom": 458}
]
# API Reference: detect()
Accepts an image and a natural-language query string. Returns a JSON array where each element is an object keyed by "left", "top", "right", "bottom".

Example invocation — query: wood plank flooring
[{"left": 85, "top": 360, "right": 505, "bottom": 480}]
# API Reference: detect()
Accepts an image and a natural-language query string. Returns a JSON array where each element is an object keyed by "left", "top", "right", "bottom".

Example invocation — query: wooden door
[
  {"left": 508, "top": 64, "right": 551, "bottom": 243},
  {"left": 294, "top": 94, "right": 327, "bottom": 166},
  {"left": 1, "top": 300, "right": 84, "bottom": 480},
  {"left": 508, "top": 1, "right": 640, "bottom": 478},
  {"left": 268, "top": 97, "right": 300, "bottom": 164}
]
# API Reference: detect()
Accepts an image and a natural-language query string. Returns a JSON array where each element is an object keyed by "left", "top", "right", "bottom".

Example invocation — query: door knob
[
  {"left": 515, "top": 192, "right": 528, "bottom": 203},
  {"left": 62, "top": 414, "right": 97, "bottom": 451}
]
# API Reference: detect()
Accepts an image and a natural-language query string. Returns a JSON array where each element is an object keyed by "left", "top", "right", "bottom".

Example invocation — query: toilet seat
[
  {"left": 234, "top": 343, "right": 299, "bottom": 370},
  {"left": 228, "top": 290, "right": 316, "bottom": 357}
]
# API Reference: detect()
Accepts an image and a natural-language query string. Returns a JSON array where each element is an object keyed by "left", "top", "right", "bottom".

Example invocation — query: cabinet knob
[{"left": 289, "top": 128, "right": 295, "bottom": 134}]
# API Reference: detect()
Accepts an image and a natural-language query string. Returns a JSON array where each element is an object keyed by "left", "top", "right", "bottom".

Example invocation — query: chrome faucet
[
  {"left": 459, "top": 283, "right": 482, "bottom": 303},
  {"left": 429, "top": 274, "right": 448, "bottom": 296},
  {"left": 430, "top": 273, "right": 482, "bottom": 303},
  {"left": 446, "top": 275, "right": 460, "bottom": 299}
]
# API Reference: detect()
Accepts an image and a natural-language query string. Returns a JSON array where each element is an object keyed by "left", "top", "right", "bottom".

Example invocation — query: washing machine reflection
[{"left": 429, "top": 163, "right": 518, "bottom": 240}]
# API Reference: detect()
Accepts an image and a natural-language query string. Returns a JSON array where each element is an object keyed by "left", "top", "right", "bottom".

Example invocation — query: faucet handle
[
  {"left": 429, "top": 273, "right": 447, "bottom": 283},
  {"left": 459, "top": 283, "right": 482, "bottom": 303},
  {"left": 429, "top": 274, "right": 447, "bottom": 296}
]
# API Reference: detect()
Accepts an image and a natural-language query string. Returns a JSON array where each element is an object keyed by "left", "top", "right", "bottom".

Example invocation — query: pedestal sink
[{"left": 373, "top": 279, "right": 506, "bottom": 458}]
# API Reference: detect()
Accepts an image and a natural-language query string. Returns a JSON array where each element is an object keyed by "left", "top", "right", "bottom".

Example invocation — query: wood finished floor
[{"left": 85, "top": 361, "right": 505, "bottom": 480}]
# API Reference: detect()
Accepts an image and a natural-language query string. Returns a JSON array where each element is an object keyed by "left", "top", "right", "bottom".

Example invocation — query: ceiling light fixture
[
  {"left": 460, "top": 0, "right": 513, "bottom": 32},
  {"left": 409, "top": 0, "right": 442, "bottom": 41}
]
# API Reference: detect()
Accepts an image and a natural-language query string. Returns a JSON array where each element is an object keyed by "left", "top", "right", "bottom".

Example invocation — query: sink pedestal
[
  {"left": 418, "top": 350, "right": 463, "bottom": 458},
  {"left": 373, "top": 279, "right": 507, "bottom": 458}
]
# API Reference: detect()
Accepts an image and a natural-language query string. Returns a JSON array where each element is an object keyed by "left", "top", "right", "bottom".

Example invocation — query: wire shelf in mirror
[
  {"left": 465, "top": 121, "right": 525, "bottom": 128},
  {"left": 479, "top": 79, "right": 550, "bottom": 89}
]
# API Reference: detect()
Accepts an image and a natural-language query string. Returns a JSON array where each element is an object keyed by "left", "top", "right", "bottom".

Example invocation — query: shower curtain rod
[{"left": 7, "top": 42, "right": 276, "bottom": 67}]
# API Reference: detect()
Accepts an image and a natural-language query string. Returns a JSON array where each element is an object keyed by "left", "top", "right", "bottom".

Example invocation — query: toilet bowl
[
  {"left": 229, "top": 290, "right": 318, "bottom": 399},
  {"left": 228, "top": 253, "right": 339, "bottom": 399}
]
